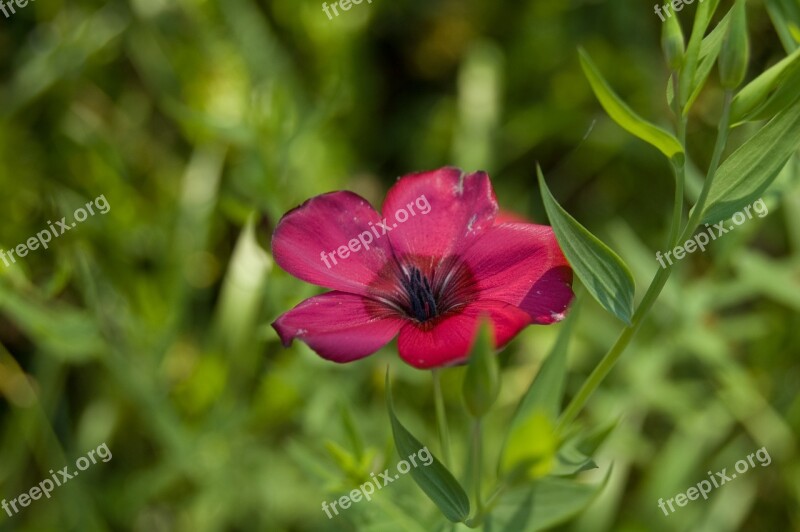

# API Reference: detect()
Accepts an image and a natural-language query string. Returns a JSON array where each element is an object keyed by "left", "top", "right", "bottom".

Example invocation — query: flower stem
[
  {"left": 556, "top": 89, "right": 733, "bottom": 433},
  {"left": 431, "top": 369, "right": 452, "bottom": 467},
  {"left": 471, "top": 419, "right": 484, "bottom": 515}
]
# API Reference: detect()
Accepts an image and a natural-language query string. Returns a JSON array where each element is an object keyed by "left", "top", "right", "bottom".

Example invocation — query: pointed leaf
[
  {"left": 385, "top": 370, "right": 470, "bottom": 523},
  {"left": 680, "top": 0, "right": 722, "bottom": 107},
  {"left": 685, "top": 13, "right": 731, "bottom": 111},
  {"left": 699, "top": 93, "right": 800, "bottom": 223},
  {"left": 731, "top": 46, "right": 800, "bottom": 123},
  {"left": 538, "top": 168, "right": 635, "bottom": 324},
  {"left": 578, "top": 48, "right": 683, "bottom": 160}
]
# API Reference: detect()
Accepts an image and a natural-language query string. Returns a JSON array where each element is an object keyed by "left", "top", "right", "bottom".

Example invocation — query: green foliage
[
  {"left": 385, "top": 371, "right": 471, "bottom": 523},
  {"left": 538, "top": 167, "right": 635, "bottom": 325},
  {"left": 700, "top": 93, "right": 800, "bottom": 223},
  {"left": 0, "top": 0, "right": 798, "bottom": 530},
  {"left": 578, "top": 48, "right": 684, "bottom": 160}
]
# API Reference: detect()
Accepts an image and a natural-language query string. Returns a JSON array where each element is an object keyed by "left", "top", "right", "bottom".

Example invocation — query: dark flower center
[
  {"left": 400, "top": 267, "right": 439, "bottom": 321},
  {"left": 368, "top": 256, "right": 478, "bottom": 325}
]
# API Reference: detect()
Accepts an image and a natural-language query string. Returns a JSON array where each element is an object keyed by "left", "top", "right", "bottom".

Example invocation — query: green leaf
[
  {"left": 718, "top": 0, "right": 749, "bottom": 89},
  {"left": 385, "top": 370, "right": 470, "bottom": 523},
  {"left": 736, "top": 51, "right": 800, "bottom": 123},
  {"left": 731, "top": 46, "right": 800, "bottom": 123},
  {"left": 491, "top": 470, "right": 613, "bottom": 531},
  {"left": 699, "top": 93, "right": 800, "bottom": 224},
  {"left": 685, "top": 13, "right": 731, "bottom": 111},
  {"left": 765, "top": 0, "right": 800, "bottom": 53},
  {"left": 0, "top": 282, "right": 104, "bottom": 362},
  {"left": 462, "top": 319, "right": 500, "bottom": 418},
  {"left": 680, "top": 0, "right": 722, "bottom": 107},
  {"left": 500, "top": 410, "right": 558, "bottom": 479},
  {"left": 578, "top": 48, "right": 683, "bottom": 160},
  {"left": 538, "top": 167, "right": 635, "bottom": 324},
  {"left": 661, "top": 9, "right": 685, "bottom": 70},
  {"left": 551, "top": 445, "right": 597, "bottom": 477},
  {"left": 667, "top": 14, "right": 730, "bottom": 111}
]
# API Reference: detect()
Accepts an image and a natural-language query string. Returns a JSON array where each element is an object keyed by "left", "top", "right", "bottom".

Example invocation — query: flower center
[
  {"left": 400, "top": 267, "right": 439, "bottom": 321},
  {"left": 367, "top": 256, "right": 478, "bottom": 324}
]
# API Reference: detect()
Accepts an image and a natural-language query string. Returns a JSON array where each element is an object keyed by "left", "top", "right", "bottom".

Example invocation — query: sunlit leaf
[{"left": 578, "top": 48, "right": 683, "bottom": 160}]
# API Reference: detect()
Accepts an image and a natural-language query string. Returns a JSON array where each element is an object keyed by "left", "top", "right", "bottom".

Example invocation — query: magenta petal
[
  {"left": 272, "top": 292, "right": 403, "bottom": 363},
  {"left": 397, "top": 301, "right": 532, "bottom": 369},
  {"left": 461, "top": 223, "right": 574, "bottom": 323},
  {"left": 272, "top": 192, "right": 395, "bottom": 295},
  {"left": 380, "top": 168, "right": 498, "bottom": 264}
]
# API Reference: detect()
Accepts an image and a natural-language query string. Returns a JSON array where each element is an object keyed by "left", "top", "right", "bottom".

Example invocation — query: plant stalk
[
  {"left": 556, "top": 89, "right": 733, "bottom": 433},
  {"left": 432, "top": 369, "right": 452, "bottom": 467}
]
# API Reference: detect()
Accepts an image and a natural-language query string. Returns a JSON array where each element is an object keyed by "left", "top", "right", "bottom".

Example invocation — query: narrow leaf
[
  {"left": 731, "top": 46, "right": 800, "bottom": 123},
  {"left": 738, "top": 52, "right": 800, "bottom": 123},
  {"left": 699, "top": 93, "right": 800, "bottom": 223},
  {"left": 578, "top": 48, "right": 683, "bottom": 160},
  {"left": 685, "top": 13, "right": 731, "bottom": 111},
  {"left": 680, "top": 0, "right": 722, "bottom": 107},
  {"left": 538, "top": 168, "right": 635, "bottom": 324},
  {"left": 385, "top": 370, "right": 471, "bottom": 523}
]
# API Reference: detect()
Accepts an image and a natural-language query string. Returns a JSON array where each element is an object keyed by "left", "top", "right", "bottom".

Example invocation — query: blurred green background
[{"left": 1, "top": 0, "right": 799, "bottom": 530}]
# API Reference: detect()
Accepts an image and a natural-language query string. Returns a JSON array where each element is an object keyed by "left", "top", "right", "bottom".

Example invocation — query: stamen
[{"left": 401, "top": 267, "right": 438, "bottom": 322}]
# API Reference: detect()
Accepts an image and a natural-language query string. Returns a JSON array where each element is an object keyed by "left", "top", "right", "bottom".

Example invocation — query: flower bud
[
  {"left": 719, "top": 0, "right": 750, "bottom": 89},
  {"left": 462, "top": 319, "right": 499, "bottom": 418},
  {"left": 661, "top": 11, "right": 685, "bottom": 71}
]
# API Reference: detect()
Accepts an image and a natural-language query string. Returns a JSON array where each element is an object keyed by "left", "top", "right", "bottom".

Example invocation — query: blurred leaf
[
  {"left": 341, "top": 405, "right": 365, "bottom": 461},
  {"left": 491, "top": 469, "right": 612, "bottom": 531},
  {"left": 699, "top": 93, "right": 800, "bottom": 223},
  {"left": 538, "top": 168, "right": 635, "bottom": 324},
  {"left": 385, "top": 370, "right": 470, "bottom": 523},
  {"left": 500, "top": 410, "right": 558, "bottom": 479},
  {"left": 0, "top": 283, "right": 103, "bottom": 362},
  {"left": 501, "top": 301, "right": 579, "bottom": 476},
  {"left": 578, "top": 48, "right": 683, "bottom": 160},
  {"left": 552, "top": 445, "right": 597, "bottom": 477}
]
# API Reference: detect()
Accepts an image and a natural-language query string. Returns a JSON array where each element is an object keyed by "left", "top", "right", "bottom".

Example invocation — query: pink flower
[{"left": 271, "top": 167, "right": 574, "bottom": 369}]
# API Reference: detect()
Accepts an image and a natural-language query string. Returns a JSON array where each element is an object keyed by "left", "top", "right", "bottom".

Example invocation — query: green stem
[
  {"left": 683, "top": 90, "right": 733, "bottom": 234},
  {"left": 471, "top": 419, "right": 484, "bottom": 516},
  {"left": 556, "top": 90, "right": 733, "bottom": 434},
  {"left": 667, "top": 72, "right": 687, "bottom": 249},
  {"left": 431, "top": 369, "right": 452, "bottom": 467}
]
